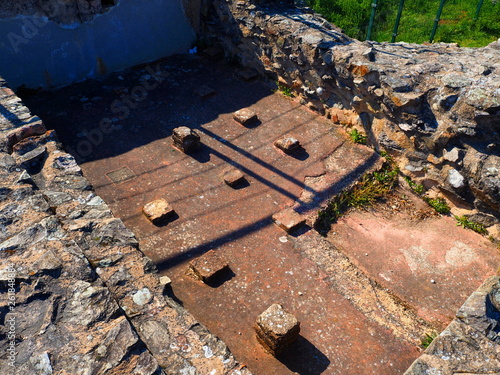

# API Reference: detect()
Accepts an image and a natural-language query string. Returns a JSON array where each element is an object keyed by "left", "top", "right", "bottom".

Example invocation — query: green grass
[
  {"left": 403, "top": 176, "right": 451, "bottom": 214},
  {"left": 421, "top": 332, "right": 438, "bottom": 348},
  {"left": 276, "top": 83, "right": 294, "bottom": 97},
  {"left": 455, "top": 215, "right": 488, "bottom": 235},
  {"left": 348, "top": 128, "right": 368, "bottom": 144},
  {"left": 306, "top": 0, "right": 500, "bottom": 47},
  {"left": 424, "top": 197, "right": 451, "bottom": 214},
  {"left": 316, "top": 160, "right": 399, "bottom": 234},
  {"left": 403, "top": 176, "right": 425, "bottom": 195}
]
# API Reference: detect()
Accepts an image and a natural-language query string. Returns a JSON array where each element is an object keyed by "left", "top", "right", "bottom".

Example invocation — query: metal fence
[
  {"left": 365, "top": 0, "right": 495, "bottom": 43},
  {"left": 307, "top": 0, "right": 499, "bottom": 45}
]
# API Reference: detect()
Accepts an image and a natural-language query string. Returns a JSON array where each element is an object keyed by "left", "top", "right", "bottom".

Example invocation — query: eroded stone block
[
  {"left": 274, "top": 137, "right": 301, "bottom": 154},
  {"left": 172, "top": 126, "right": 201, "bottom": 153},
  {"left": 272, "top": 208, "right": 305, "bottom": 233},
  {"left": 202, "top": 46, "right": 224, "bottom": 61},
  {"left": 142, "top": 199, "right": 175, "bottom": 225},
  {"left": 233, "top": 108, "right": 258, "bottom": 126},
  {"left": 106, "top": 167, "right": 136, "bottom": 183},
  {"left": 255, "top": 303, "right": 300, "bottom": 356},
  {"left": 195, "top": 85, "right": 216, "bottom": 99},
  {"left": 16, "top": 145, "right": 47, "bottom": 168},
  {"left": 237, "top": 69, "right": 258, "bottom": 82},
  {"left": 1, "top": 120, "right": 47, "bottom": 153},
  {"left": 220, "top": 167, "right": 245, "bottom": 187},
  {"left": 189, "top": 250, "right": 229, "bottom": 283}
]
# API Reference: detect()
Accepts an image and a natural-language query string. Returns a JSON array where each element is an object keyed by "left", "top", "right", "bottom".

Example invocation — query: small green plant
[
  {"left": 275, "top": 82, "right": 294, "bottom": 97},
  {"left": 403, "top": 176, "right": 425, "bottom": 195},
  {"left": 455, "top": 215, "right": 488, "bottom": 235},
  {"left": 421, "top": 332, "right": 437, "bottom": 348},
  {"left": 424, "top": 197, "right": 450, "bottom": 214},
  {"left": 316, "top": 160, "right": 399, "bottom": 234},
  {"left": 348, "top": 128, "right": 367, "bottom": 144},
  {"left": 379, "top": 150, "right": 396, "bottom": 164}
]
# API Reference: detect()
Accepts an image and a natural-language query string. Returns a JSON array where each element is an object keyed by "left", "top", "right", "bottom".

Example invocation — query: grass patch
[
  {"left": 421, "top": 332, "right": 438, "bottom": 349},
  {"left": 455, "top": 215, "right": 488, "bottom": 235},
  {"left": 348, "top": 128, "right": 367, "bottom": 144},
  {"left": 403, "top": 175, "right": 425, "bottom": 195},
  {"left": 316, "top": 159, "right": 399, "bottom": 234},
  {"left": 424, "top": 197, "right": 450, "bottom": 214},
  {"left": 403, "top": 176, "right": 451, "bottom": 214},
  {"left": 275, "top": 82, "right": 294, "bottom": 98}
]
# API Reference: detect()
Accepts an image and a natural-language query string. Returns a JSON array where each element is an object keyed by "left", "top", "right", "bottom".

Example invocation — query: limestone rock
[
  {"left": 172, "top": 127, "right": 201, "bottom": 153},
  {"left": 142, "top": 199, "right": 176, "bottom": 225},
  {"left": 233, "top": 108, "right": 258, "bottom": 126},
  {"left": 448, "top": 168, "right": 465, "bottom": 189},
  {"left": 274, "top": 137, "right": 301, "bottom": 154},
  {"left": 490, "top": 282, "right": 500, "bottom": 312},
  {"left": 404, "top": 277, "right": 500, "bottom": 374},
  {"left": 272, "top": 208, "right": 305, "bottom": 232},
  {"left": 0, "top": 78, "right": 249, "bottom": 375},
  {"left": 443, "top": 148, "right": 463, "bottom": 163},
  {"left": 189, "top": 250, "right": 230, "bottom": 284},
  {"left": 132, "top": 288, "right": 153, "bottom": 307},
  {"left": 220, "top": 167, "right": 246, "bottom": 187},
  {"left": 255, "top": 304, "right": 300, "bottom": 356},
  {"left": 474, "top": 155, "right": 500, "bottom": 211},
  {"left": 62, "top": 281, "right": 120, "bottom": 327},
  {"left": 204, "top": 0, "right": 500, "bottom": 221}
]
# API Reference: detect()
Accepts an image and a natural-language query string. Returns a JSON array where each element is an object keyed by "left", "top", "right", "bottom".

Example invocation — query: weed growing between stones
[
  {"left": 347, "top": 128, "right": 367, "bottom": 145},
  {"left": 316, "top": 152, "right": 455, "bottom": 234},
  {"left": 403, "top": 175, "right": 425, "bottom": 195},
  {"left": 403, "top": 176, "right": 451, "bottom": 214},
  {"left": 423, "top": 197, "right": 450, "bottom": 214},
  {"left": 315, "top": 156, "right": 399, "bottom": 235},
  {"left": 455, "top": 215, "right": 488, "bottom": 235},
  {"left": 275, "top": 82, "right": 294, "bottom": 98},
  {"left": 421, "top": 332, "right": 438, "bottom": 349}
]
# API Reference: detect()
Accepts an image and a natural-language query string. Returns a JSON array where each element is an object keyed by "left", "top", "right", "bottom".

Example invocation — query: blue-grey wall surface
[{"left": 0, "top": 0, "right": 196, "bottom": 89}]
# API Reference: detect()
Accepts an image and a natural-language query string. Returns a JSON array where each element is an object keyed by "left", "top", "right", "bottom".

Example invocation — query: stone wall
[
  {"left": 0, "top": 0, "right": 111, "bottom": 26},
  {"left": 0, "top": 0, "right": 196, "bottom": 89},
  {"left": 0, "top": 78, "right": 250, "bottom": 374},
  {"left": 202, "top": 0, "right": 500, "bottom": 236},
  {"left": 405, "top": 276, "right": 500, "bottom": 374}
]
